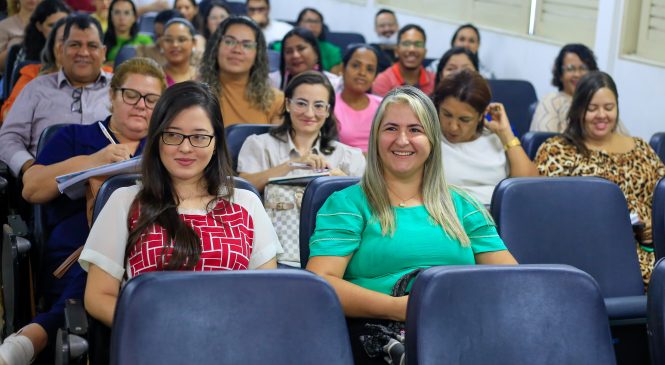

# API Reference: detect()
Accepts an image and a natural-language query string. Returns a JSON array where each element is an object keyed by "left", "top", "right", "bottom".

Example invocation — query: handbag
[{"left": 263, "top": 183, "right": 305, "bottom": 265}]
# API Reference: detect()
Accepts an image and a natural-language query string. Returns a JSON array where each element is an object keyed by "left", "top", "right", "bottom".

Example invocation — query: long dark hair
[
  {"left": 201, "top": 0, "right": 231, "bottom": 39},
  {"left": 22, "top": 0, "right": 69, "bottom": 61},
  {"left": 104, "top": 0, "right": 139, "bottom": 59},
  {"left": 41, "top": 16, "right": 68, "bottom": 71},
  {"left": 279, "top": 27, "right": 323, "bottom": 89},
  {"left": 270, "top": 71, "right": 338, "bottom": 155},
  {"left": 551, "top": 43, "right": 598, "bottom": 91},
  {"left": 434, "top": 47, "right": 478, "bottom": 87},
  {"left": 450, "top": 23, "right": 480, "bottom": 50},
  {"left": 124, "top": 81, "right": 235, "bottom": 273},
  {"left": 296, "top": 7, "right": 326, "bottom": 41},
  {"left": 562, "top": 71, "right": 619, "bottom": 155}
]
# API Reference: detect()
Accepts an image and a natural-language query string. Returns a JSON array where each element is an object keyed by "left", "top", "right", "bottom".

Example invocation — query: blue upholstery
[
  {"left": 111, "top": 270, "right": 353, "bottom": 365},
  {"left": 650, "top": 132, "right": 665, "bottom": 163},
  {"left": 138, "top": 13, "right": 156, "bottom": 35},
  {"left": 299, "top": 176, "right": 360, "bottom": 268},
  {"left": 654, "top": 177, "right": 665, "bottom": 261},
  {"left": 487, "top": 79, "right": 538, "bottom": 137},
  {"left": 268, "top": 49, "right": 280, "bottom": 72},
  {"left": 326, "top": 31, "right": 366, "bottom": 53},
  {"left": 648, "top": 258, "right": 665, "bottom": 365},
  {"left": 2, "top": 44, "right": 21, "bottom": 100},
  {"left": 92, "top": 174, "right": 260, "bottom": 223},
  {"left": 114, "top": 45, "right": 137, "bottom": 69},
  {"left": 226, "top": 1, "right": 246, "bottom": 15},
  {"left": 491, "top": 177, "right": 645, "bottom": 320},
  {"left": 224, "top": 123, "right": 273, "bottom": 171},
  {"left": 520, "top": 131, "right": 558, "bottom": 160},
  {"left": 406, "top": 265, "right": 616, "bottom": 365}
]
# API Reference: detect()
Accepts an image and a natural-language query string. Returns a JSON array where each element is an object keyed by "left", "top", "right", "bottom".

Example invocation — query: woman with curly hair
[{"left": 200, "top": 15, "right": 283, "bottom": 125}]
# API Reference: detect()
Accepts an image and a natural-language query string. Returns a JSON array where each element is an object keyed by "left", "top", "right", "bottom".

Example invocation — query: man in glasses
[
  {"left": 372, "top": 24, "right": 435, "bottom": 97},
  {"left": 0, "top": 14, "right": 112, "bottom": 177},
  {"left": 245, "top": 0, "right": 291, "bottom": 44}
]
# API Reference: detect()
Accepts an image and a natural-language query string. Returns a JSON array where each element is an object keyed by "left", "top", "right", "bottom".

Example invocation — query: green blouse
[
  {"left": 107, "top": 34, "right": 154, "bottom": 62},
  {"left": 309, "top": 185, "right": 506, "bottom": 294}
]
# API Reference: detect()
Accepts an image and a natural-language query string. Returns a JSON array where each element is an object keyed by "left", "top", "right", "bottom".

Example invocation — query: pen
[{"left": 98, "top": 121, "right": 116, "bottom": 145}]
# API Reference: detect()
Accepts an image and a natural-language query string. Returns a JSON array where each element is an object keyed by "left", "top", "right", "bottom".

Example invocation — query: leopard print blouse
[{"left": 535, "top": 135, "right": 665, "bottom": 284}]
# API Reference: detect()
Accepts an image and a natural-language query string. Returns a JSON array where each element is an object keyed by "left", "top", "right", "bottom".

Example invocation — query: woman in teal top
[
  {"left": 104, "top": 0, "right": 153, "bottom": 63},
  {"left": 307, "top": 85, "right": 517, "bottom": 364}
]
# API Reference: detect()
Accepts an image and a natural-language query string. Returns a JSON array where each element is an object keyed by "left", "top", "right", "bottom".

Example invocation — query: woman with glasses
[
  {"left": 80, "top": 81, "right": 281, "bottom": 326},
  {"left": 272, "top": 8, "right": 342, "bottom": 74},
  {"left": 530, "top": 43, "right": 628, "bottom": 134},
  {"left": 269, "top": 27, "right": 341, "bottom": 91},
  {"left": 200, "top": 16, "right": 283, "bottom": 125},
  {"left": 160, "top": 18, "right": 198, "bottom": 86},
  {"left": 238, "top": 71, "right": 365, "bottom": 267},
  {"left": 0, "top": 58, "right": 166, "bottom": 365},
  {"left": 103, "top": 0, "right": 153, "bottom": 63}
]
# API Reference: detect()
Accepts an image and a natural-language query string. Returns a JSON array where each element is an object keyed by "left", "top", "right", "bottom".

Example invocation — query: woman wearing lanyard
[{"left": 0, "top": 58, "right": 166, "bottom": 365}]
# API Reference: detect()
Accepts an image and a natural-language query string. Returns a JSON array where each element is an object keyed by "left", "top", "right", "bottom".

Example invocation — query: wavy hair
[
  {"left": 362, "top": 85, "right": 477, "bottom": 244},
  {"left": 40, "top": 16, "right": 68, "bottom": 72},
  {"left": 22, "top": 0, "right": 69, "bottom": 61},
  {"left": 124, "top": 81, "right": 235, "bottom": 274},
  {"left": 270, "top": 71, "right": 337, "bottom": 155},
  {"left": 562, "top": 71, "right": 619, "bottom": 155},
  {"left": 200, "top": 15, "right": 275, "bottom": 112},
  {"left": 103, "top": 0, "right": 139, "bottom": 59},
  {"left": 551, "top": 43, "right": 598, "bottom": 91}
]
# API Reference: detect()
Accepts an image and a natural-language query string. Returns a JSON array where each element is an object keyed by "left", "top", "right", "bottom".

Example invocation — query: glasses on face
[
  {"left": 399, "top": 40, "right": 425, "bottom": 49},
  {"left": 220, "top": 35, "right": 257, "bottom": 51},
  {"left": 562, "top": 64, "right": 589, "bottom": 74},
  {"left": 161, "top": 131, "right": 215, "bottom": 148},
  {"left": 289, "top": 98, "right": 329, "bottom": 116},
  {"left": 71, "top": 87, "right": 82, "bottom": 113},
  {"left": 247, "top": 6, "right": 267, "bottom": 13},
  {"left": 162, "top": 36, "right": 193, "bottom": 45},
  {"left": 112, "top": 9, "right": 133, "bottom": 17},
  {"left": 116, "top": 88, "right": 160, "bottom": 109},
  {"left": 301, "top": 18, "right": 321, "bottom": 25}
]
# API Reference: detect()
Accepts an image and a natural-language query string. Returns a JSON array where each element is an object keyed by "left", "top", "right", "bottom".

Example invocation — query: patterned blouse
[{"left": 535, "top": 135, "right": 665, "bottom": 283}]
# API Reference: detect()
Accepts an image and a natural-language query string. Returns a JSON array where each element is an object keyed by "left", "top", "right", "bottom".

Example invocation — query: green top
[
  {"left": 272, "top": 39, "right": 342, "bottom": 72},
  {"left": 309, "top": 185, "right": 506, "bottom": 295},
  {"left": 107, "top": 34, "right": 154, "bottom": 62}
]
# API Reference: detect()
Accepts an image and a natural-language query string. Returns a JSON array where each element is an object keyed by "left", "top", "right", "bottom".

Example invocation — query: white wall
[{"left": 270, "top": 0, "right": 665, "bottom": 139}]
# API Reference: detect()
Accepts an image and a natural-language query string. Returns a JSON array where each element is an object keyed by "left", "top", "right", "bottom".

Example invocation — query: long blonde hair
[{"left": 361, "top": 86, "right": 472, "bottom": 246}]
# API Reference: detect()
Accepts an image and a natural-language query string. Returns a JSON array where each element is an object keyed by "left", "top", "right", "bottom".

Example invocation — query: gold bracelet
[{"left": 503, "top": 137, "right": 521, "bottom": 151}]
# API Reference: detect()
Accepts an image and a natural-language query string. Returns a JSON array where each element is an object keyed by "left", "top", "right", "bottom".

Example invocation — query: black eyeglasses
[
  {"left": 116, "top": 88, "right": 161, "bottom": 109},
  {"left": 161, "top": 132, "right": 214, "bottom": 148},
  {"left": 71, "top": 87, "right": 82, "bottom": 113}
]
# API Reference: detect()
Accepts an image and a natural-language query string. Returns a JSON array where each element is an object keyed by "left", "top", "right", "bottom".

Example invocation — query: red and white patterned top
[
  {"left": 79, "top": 185, "right": 282, "bottom": 281},
  {"left": 127, "top": 199, "right": 255, "bottom": 277}
]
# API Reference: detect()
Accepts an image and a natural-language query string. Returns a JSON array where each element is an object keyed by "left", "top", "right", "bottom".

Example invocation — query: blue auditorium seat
[
  {"left": 114, "top": 45, "right": 137, "bottom": 69},
  {"left": 326, "top": 31, "right": 366, "bottom": 53},
  {"left": 111, "top": 270, "right": 353, "bottom": 365},
  {"left": 491, "top": 177, "right": 645, "bottom": 321},
  {"left": 650, "top": 132, "right": 665, "bottom": 163},
  {"left": 520, "top": 131, "right": 558, "bottom": 160},
  {"left": 299, "top": 176, "right": 360, "bottom": 268},
  {"left": 224, "top": 123, "right": 273, "bottom": 171},
  {"left": 653, "top": 177, "right": 665, "bottom": 262},
  {"left": 648, "top": 258, "right": 665, "bottom": 365},
  {"left": 487, "top": 79, "right": 538, "bottom": 138},
  {"left": 407, "top": 264, "right": 616, "bottom": 365}
]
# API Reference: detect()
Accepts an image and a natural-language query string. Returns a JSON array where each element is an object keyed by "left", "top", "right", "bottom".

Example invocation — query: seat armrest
[
  {"left": 604, "top": 295, "right": 647, "bottom": 320},
  {"left": 64, "top": 299, "right": 88, "bottom": 336}
]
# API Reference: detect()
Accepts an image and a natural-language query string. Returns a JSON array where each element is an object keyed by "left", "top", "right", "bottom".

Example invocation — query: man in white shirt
[{"left": 246, "top": 0, "right": 291, "bottom": 44}]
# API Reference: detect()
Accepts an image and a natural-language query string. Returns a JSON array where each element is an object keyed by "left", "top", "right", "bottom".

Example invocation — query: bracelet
[{"left": 503, "top": 137, "right": 521, "bottom": 151}]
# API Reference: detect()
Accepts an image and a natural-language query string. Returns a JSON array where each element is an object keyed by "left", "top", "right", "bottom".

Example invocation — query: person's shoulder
[
  {"left": 449, "top": 186, "right": 486, "bottom": 215},
  {"left": 110, "top": 184, "right": 141, "bottom": 203},
  {"left": 135, "top": 33, "right": 153, "bottom": 44},
  {"left": 368, "top": 93, "right": 383, "bottom": 103},
  {"left": 331, "top": 140, "right": 364, "bottom": 156},
  {"left": 244, "top": 131, "right": 279, "bottom": 146},
  {"left": 20, "top": 63, "right": 41, "bottom": 77}
]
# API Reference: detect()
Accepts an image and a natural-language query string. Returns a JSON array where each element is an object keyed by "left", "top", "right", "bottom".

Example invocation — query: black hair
[
  {"left": 397, "top": 23, "right": 426, "bottom": 43},
  {"left": 41, "top": 16, "right": 68, "bottom": 70},
  {"left": 155, "top": 8, "right": 183, "bottom": 24},
  {"left": 551, "top": 43, "right": 598, "bottom": 91},
  {"left": 434, "top": 47, "right": 479, "bottom": 86},
  {"left": 63, "top": 13, "right": 104, "bottom": 43},
  {"left": 201, "top": 0, "right": 231, "bottom": 39},
  {"left": 173, "top": 0, "right": 203, "bottom": 33},
  {"left": 125, "top": 81, "right": 234, "bottom": 274},
  {"left": 375, "top": 8, "right": 395, "bottom": 18},
  {"left": 22, "top": 0, "right": 70, "bottom": 61},
  {"left": 296, "top": 7, "right": 325, "bottom": 41},
  {"left": 103, "top": 0, "right": 139, "bottom": 59},
  {"left": 342, "top": 43, "right": 379, "bottom": 68},
  {"left": 562, "top": 71, "right": 618, "bottom": 155},
  {"left": 450, "top": 23, "right": 480, "bottom": 49},
  {"left": 270, "top": 71, "right": 338, "bottom": 155},
  {"left": 432, "top": 69, "right": 491, "bottom": 135},
  {"left": 278, "top": 27, "right": 323, "bottom": 90}
]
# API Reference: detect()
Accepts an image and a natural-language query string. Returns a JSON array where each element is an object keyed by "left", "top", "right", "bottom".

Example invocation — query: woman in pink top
[{"left": 335, "top": 44, "right": 381, "bottom": 153}]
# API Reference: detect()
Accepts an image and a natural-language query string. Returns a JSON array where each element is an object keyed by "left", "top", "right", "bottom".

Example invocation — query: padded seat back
[{"left": 487, "top": 79, "right": 538, "bottom": 137}]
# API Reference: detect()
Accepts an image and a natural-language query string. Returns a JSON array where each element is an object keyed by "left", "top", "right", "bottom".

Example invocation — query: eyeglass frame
[
  {"left": 160, "top": 131, "right": 215, "bottom": 148},
  {"left": 71, "top": 87, "right": 82, "bottom": 114},
  {"left": 220, "top": 35, "right": 258, "bottom": 51},
  {"left": 115, "top": 87, "right": 161, "bottom": 109},
  {"left": 288, "top": 98, "right": 330, "bottom": 116},
  {"left": 398, "top": 40, "right": 426, "bottom": 49},
  {"left": 562, "top": 64, "right": 589, "bottom": 74}
]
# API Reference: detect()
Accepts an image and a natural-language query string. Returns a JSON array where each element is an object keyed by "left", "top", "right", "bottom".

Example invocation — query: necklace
[{"left": 386, "top": 185, "right": 420, "bottom": 207}]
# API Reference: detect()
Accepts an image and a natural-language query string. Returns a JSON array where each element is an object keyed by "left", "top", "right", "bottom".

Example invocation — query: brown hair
[
  {"left": 111, "top": 57, "right": 168, "bottom": 92},
  {"left": 431, "top": 69, "right": 491, "bottom": 134}
]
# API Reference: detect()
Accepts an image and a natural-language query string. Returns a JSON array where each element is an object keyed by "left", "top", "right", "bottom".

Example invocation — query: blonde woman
[{"left": 306, "top": 86, "right": 516, "bottom": 364}]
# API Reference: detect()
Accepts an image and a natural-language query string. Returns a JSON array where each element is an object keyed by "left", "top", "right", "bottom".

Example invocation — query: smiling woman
[{"left": 160, "top": 17, "right": 198, "bottom": 86}]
